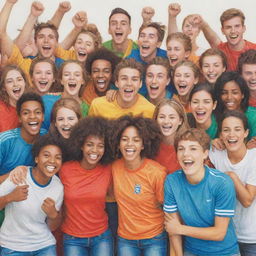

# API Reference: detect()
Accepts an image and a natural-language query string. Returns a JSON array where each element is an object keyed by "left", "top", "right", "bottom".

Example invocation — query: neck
[
  {"left": 186, "top": 165, "right": 205, "bottom": 184},
  {"left": 116, "top": 93, "right": 138, "bottom": 108},
  {"left": 141, "top": 50, "right": 157, "bottom": 63},
  {"left": 250, "top": 90, "right": 256, "bottom": 99},
  {"left": 32, "top": 167, "right": 50, "bottom": 186},
  {"left": 125, "top": 157, "right": 143, "bottom": 170},
  {"left": 228, "top": 39, "right": 245, "bottom": 51},
  {"left": 162, "top": 134, "right": 175, "bottom": 145},
  {"left": 21, "top": 128, "right": 39, "bottom": 144},
  {"left": 150, "top": 90, "right": 166, "bottom": 106},
  {"left": 227, "top": 144, "right": 247, "bottom": 164},
  {"left": 80, "top": 159, "right": 96, "bottom": 170},
  {"left": 179, "top": 94, "right": 189, "bottom": 106},
  {"left": 9, "top": 98, "right": 17, "bottom": 107},
  {"left": 196, "top": 116, "right": 212, "bottom": 130},
  {"left": 62, "top": 92, "right": 81, "bottom": 104},
  {"left": 112, "top": 39, "right": 129, "bottom": 53}
]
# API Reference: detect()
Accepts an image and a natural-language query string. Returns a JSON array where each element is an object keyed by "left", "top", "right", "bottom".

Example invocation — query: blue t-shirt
[
  {"left": 42, "top": 94, "right": 61, "bottom": 131},
  {"left": 164, "top": 166, "right": 238, "bottom": 256},
  {"left": 0, "top": 128, "right": 47, "bottom": 175},
  {"left": 127, "top": 48, "right": 168, "bottom": 96}
]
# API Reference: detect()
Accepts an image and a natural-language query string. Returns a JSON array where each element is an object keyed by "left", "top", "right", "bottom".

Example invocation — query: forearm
[
  {"left": 168, "top": 16, "right": 179, "bottom": 35},
  {"left": 0, "top": 1, "right": 15, "bottom": 33},
  {"left": 170, "top": 235, "right": 183, "bottom": 256},
  {"left": 201, "top": 22, "right": 221, "bottom": 48},
  {"left": 0, "top": 173, "right": 9, "bottom": 184},
  {"left": 0, "top": 193, "right": 12, "bottom": 210},
  {"left": 47, "top": 210, "right": 62, "bottom": 231},
  {"left": 60, "top": 27, "right": 81, "bottom": 49},
  {"left": 49, "top": 10, "right": 65, "bottom": 29}
]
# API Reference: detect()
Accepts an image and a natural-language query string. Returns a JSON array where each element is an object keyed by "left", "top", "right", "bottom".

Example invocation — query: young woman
[
  {"left": 0, "top": 134, "right": 64, "bottom": 256},
  {"left": 154, "top": 98, "right": 188, "bottom": 173},
  {"left": 188, "top": 83, "right": 218, "bottom": 139},
  {"left": 209, "top": 110, "right": 256, "bottom": 256},
  {"left": 0, "top": 65, "right": 28, "bottom": 132},
  {"left": 214, "top": 71, "right": 256, "bottom": 141},
  {"left": 145, "top": 57, "right": 173, "bottom": 105},
  {"left": 58, "top": 60, "right": 89, "bottom": 117},
  {"left": 164, "top": 128, "right": 239, "bottom": 256},
  {"left": 199, "top": 48, "right": 227, "bottom": 86},
  {"left": 172, "top": 60, "right": 200, "bottom": 112},
  {"left": 59, "top": 117, "right": 113, "bottom": 256},
  {"left": 111, "top": 115, "right": 167, "bottom": 256}
]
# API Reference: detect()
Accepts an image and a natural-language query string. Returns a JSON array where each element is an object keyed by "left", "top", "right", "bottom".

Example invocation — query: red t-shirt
[
  {"left": 59, "top": 161, "right": 112, "bottom": 237},
  {"left": 218, "top": 40, "right": 256, "bottom": 71},
  {"left": 154, "top": 143, "right": 181, "bottom": 174},
  {"left": 0, "top": 100, "right": 19, "bottom": 132}
]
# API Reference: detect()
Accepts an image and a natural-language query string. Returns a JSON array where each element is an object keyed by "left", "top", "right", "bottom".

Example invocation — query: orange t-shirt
[
  {"left": 82, "top": 80, "right": 98, "bottom": 106},
  {"left": 59, "top": 161, "right": 112, "bottom": 237},
  {"left": 172, "top": 94, "right": 191, "bottom": 113},
  {"left": 112, "top": 158, "right": 166, "bottom": 240},
  {"left": 0, "top": 101, "right": 20, "bottom": 132},
  {"left": 218, "top": 40, "right": 256, "bottom": 71},
  {"left": 154, "top": 143, "right": 181, "bottom": 174}
]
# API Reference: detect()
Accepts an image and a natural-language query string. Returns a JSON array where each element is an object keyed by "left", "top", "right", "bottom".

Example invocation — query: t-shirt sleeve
[
  {"left": 214, "top": 176, "right": 236, "bottom": 218},
  {"left": 54, "top": 184, "right": 64, "bottom": 211},
  {"left": 246, "top": 166, "right": 256, "bottom": 186},
  {"left": 153, "top": 168, "right": 166, "bottom": 204},
  {"left": 163, "top": 175, "right": 178, "bottom": 213},
  {"left": 0, "top": 177, "right": 17, "bottom": 196}
]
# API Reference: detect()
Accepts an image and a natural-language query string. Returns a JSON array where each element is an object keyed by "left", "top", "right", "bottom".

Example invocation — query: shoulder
[
  {"left": 91, "top": 96, "right": 109, "bottom": 105},
  {"left": 0, "top": 128, "right": 20, "bottom": 143},
  {"left": 156, "top": 48, "right": 167, "bottom": 57},
  {"left": 145, "top": 159, "right": 166, "bottom": 173},
  {"left": 207, "top": 167, "right": 234, "bottom": 189}
]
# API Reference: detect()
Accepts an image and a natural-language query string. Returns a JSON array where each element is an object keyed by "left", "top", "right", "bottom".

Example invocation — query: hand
[
  {"left": 211, "top": 138, "right": 226, "bottom": 151},
  {"left": 246, "top": 137, "right": 256, "bottom": 149},
  {"left": 30, "top": 1, "right": 44, "bottom": 17},
  {"left": 41, "top": 197, "right": 58, "bottom": 219},
  {"left": 6, "top": 0, "right": 18, "bottom": 4},
  {"left": 72, "top": 11, "right": 87, "bottom": 29},
  {"left": 9, "top": 166, "right": 27, "bottom": 185},
  {"left": 190, "top": 14, "right": 205, "bottom": 29},
  {"left": 8, "top": 185, "right": 29, "bottom": 202},
  {"left": 168, "top": 3, "right": 181, "bottom": 17},
  {"left": 105, "top": 90, "right": 118, "bottom": 102},
  {"left": 225, "top": 171, "right": 238, "bottom": 180},
  {"left": 0, "top": 54, "right": 8, "bottom": 71},
  {"left": 141, "top": 7, "right": 155, "bottom": 23},
  {"left": 58, "top": 1, "right": 71, "bottom": 14},
  {"left": 164, "top": 213, "right": 182, "bottom": 235}
]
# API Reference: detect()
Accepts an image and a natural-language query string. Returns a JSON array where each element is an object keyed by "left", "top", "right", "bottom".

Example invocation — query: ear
[
  {"left": 166, "top": 77, "right": 171, "bottom": 87},
  {"left": 156, "top": 41, "right": 162, "bottom": 48},
  {"left": 203, "top": 149, "right": 209, "bottom": 160},
  {"left": 212, "top": 100, "right": 217, "bottom": 110},
  {"left": 35, "top": 156, "right": 38, "bottom": 164},
  {"left": 139, "top": 79, "right": 142, "bottom": 89},
  {"left": 194, "top": 76, "right": 199, "bottom": 84},
  {"left": 244, "top": 129, "right": 249, "bottom": 139},
  {"left": 115, "top": 80, "right": 120, "bottom": 89},
  {"left": 184, "top": 50, "right": 191, "bottom": 59}
]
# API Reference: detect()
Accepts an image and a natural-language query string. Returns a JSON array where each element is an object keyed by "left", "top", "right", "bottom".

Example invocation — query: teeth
[
  {"left": 39, "top": 81, "right": 47, "bottom": 85},
  {"left": 228, "top": 139, "right": 237, "bottom": 143},
  {"left": 196, "top": 111, "right": 206, "bottom": 115},
  {"left": 142, "top": 45, "right": 150, "bottom": 49},
  {"left": 13, "top": 88, "right": 21, "bottom": 93},
  {"left": 207, "top": 74, "right": 217, "bottom": 78},
  {"left": 126, "top": 149, "right": 135, "bottom": 155},
  {"left": 46, "top": 165, "right": 55, "bottom": 172},
  {"left": 97, "top": 80, "right": 106, "bottom": 89},
  {"left": 68, "top": 83, "right": 76, "bottom": 88},
  {"left": 62, "top": 127, "right": 70, "bottom": 131},
  {"left": 89, "top": 154, "right": 97, "bottom": 160},
  {"left": 230, "top": 35, "right": 238, "bottom": 39},
  {"left": 150, "top": 85, "right": 159, "bottom": 90},
  {"left": 124, "top": 89, "right": 133, "bottom": 93},
  {"left": 29, "top": 121, "right": 38, "bottom": 125},
  {"left": 42, "top": 46, "right": 51, "bottom": 50},
  {"left": 78, "top": 51, "right": 86, "bottom": 56},
  {"left": 115, "top": 32, "right": 123, "bottom": 36}
]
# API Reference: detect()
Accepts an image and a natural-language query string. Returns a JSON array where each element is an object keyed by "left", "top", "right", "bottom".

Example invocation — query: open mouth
[
  {"left": 195, "top": 111, "right": 206, "bottom": 119},
  {"left": 125, "top": 148, "right": 135, "bottom": 156},
  {"left": 28, "top": 121, "right": 39, "bottom": 131},
  {"left": 96, "top": 79, "right": 106, "bottom": 89},
  {"left": 62, "top": 127, "right": 71, "bottom": 131},
  {"left": 248, "top": 80, "right": 256, "bottom": 88},
  {"left": 124, "top": 88, "right": 134, "bottom": 97},
  {"left": 38, "top": 81, "right": 48, "bottom": 87},
  {"left": 161, "top": 125, "right": 172, "bottom": 133},
  {"left": 89, "top": 153, "right": 98, "bottom": 160},
  {"left": 183, "top": 160, "right": 194, "bottom": 167},
  {"left": 42, "top": 46, "right": 51, "bottom": 50},
  {"left": 46, "top": 165, "right": 56, "bottom": 173},
  {"left": 229, "top": 34, "right": 238, "bottom": 40},
  {"left": 13, "top": 88, "right": 22, "bottom": 96},
  {"left": 78, "top": 51, "right": 87, "bottom": 57},
  {"left": 68, "top": 83, "right": 77, "bottom": 89},
  {"left": 141, "top": 45, "right": 150, "bottom": 50},
  {"left": 115, "top": 32, "right": 123, "bottom": 38},
  {"left": 227, "top": 139, "right": 238, "bottom": 145},
  {"left": 169, "top": 57, "right": 178, "bottom": 65}
]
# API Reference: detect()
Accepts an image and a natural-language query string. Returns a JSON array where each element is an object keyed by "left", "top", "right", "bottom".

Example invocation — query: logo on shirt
[{"left": 134, "top": 184, "right": 141, "bottom": 194}]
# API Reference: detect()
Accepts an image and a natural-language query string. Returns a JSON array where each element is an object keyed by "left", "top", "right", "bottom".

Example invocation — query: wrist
[{"left": 48, "top": 210, "right": 58, "bottom": 219}]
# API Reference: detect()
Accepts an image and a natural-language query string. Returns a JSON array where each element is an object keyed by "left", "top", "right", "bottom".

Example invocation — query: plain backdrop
[{"left": 1, "top": 0, "right": 256, "bottom": 50}]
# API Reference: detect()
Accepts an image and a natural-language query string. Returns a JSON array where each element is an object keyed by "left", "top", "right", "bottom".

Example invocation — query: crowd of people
[{"left": 0, "top": 0, "right": 256, "bottom": 255}]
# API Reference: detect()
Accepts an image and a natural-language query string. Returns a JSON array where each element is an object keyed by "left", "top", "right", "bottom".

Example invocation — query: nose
[
  {"left": 208, "top": 65, "right": 214, "bottom": 73},
  {"left": 152, "top": 75, "right": 158, "bottom": 83}
]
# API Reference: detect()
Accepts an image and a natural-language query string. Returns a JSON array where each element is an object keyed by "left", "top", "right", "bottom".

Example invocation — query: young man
[
  {"left": 194, "top": 8, "right": 256, "bottom": 71},
  {"left": 89, "top": 58, "right": 155, "bottom": 119},
  {"left": 103, "top": 8, "right": 138, "bottom": 59},
  {"left": 82, "top": 48, "right": 121, "bottom": 105},
  {"left": 238, "top": 49, "right": 256, "bottom": 107}
]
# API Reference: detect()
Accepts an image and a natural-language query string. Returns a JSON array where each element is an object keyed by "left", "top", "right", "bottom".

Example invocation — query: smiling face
[
  {"left": 80, "top": 135, "right": 105, "bottom": 169},
  {"left": 61, "top": 62, "right": 85, "bottom": 98},
  {"left": 138, "top": 27, "right": 161, "bottom": 63},
  {"left": 174, "top": 65, "right": 198, "bottom": 97},
  {"left": 157, "top": 104, "right": 182, "bottom": 139},
  {"left": 74, "top": 32, "right": 95, "bottom": 63},
  {"left": 108, "top": 13, "right": 131, "bottom": 46},
  {"left": 34, "top": 144, "right": 62, "bottom": 184},
  {"left": 201, "top": 55, "right": 226, "bottom": 84},
  {"left": 91, "top": 59, "right": 112, "bottom": 96},
  {"left": 32, "top": 62, "right": 55, "bottom": 95},
  {"left": 35, "top": 28, "right": 58, "bottom": 58},
  {"left": 241, "top": 64, "right": 256, "bottom": 92},
  {"left": 146, "top": 64, "right": 170, "bottom": 103},
  {"left": 55, "top": 107, "right": 79, "bottom": 139},
  {"left": 220, "top": 116, "right": 248, "bottom": 153},
  {"left": 116, "top": 67, "right": 142, "bottom": 107},
  {"left": 4, "top": 69, "right": 26, "bottom": 107},
  {"left": 190, "top": 90, "right": 216, "bottom": 128},
  {"left": 119, "top": 126, "right": 144, "bottom": 168},
  {"left": 19, "top": 100, "right": 44, "bottom": 142},
  {"left": 177, "top": 139, "right": 208, "bottom": 182},
  {"left": 221, "top": 16, "right": 245, "bottom": 49},
  {"left": 221, "top": 80, "right": 244, "bottom": 111},
  {"left": 167, "top": 39, "right": 190, "bottom": 67}
]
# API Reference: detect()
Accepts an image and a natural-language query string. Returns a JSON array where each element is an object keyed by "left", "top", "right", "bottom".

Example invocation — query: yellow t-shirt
[{"left": 54, "top": 45, "right": 77, "bottom": 61}]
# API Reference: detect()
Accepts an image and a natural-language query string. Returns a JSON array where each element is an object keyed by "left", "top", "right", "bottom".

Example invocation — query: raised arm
[
  {"left": 0, "top": 0, "right": 18, "bottom": 34},
  {"left": 226, "top": 171, "right": 256, "bottom": 208},
  {"left": 168, "top": 3, "right": 181, "bottom": 35},
  {"left": 14, "top": 1, "right": 44, "bottom": 51},
  {"left": 60, "top": 11, "right": 87, "bottom": 50},
  {"left": 141, "top": 6, "right": 155, "bottom": 25},
  {"left": 48, "top": 1, "right": 71, "bottom": 29},
  {"left": 192, "top": 14, "right": 221, "bottom": 48}
]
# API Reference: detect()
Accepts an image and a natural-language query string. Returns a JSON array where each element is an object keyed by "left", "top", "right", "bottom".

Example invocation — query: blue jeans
[
  {"left": 117, "top": 232, "right": 167, "bottom": 256},
  {"left": 63, "top": 229, "right": 113, "bottom": 256},
  {"left": 184, "top": 251, "right": 241, "bottom": 256},
  {"left": 239, "top": 242, "right": 256, "bottom": 256},
  {"left": 0, "top": 245, "right": 56, "bottom": 256}
]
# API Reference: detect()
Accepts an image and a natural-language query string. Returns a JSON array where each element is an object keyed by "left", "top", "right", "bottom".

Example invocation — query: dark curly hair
[
  {"left": 110, "top": 115, "right": 162, "bottom": 159},
  {"left": 68, "top": 116, "right": 114, "bottom": 164}
]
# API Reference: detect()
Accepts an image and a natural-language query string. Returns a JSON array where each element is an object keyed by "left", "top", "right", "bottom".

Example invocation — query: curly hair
[
  {"left": 68, "top": 116, "right": 114, "bottom": 164},
  {"left": 110, "top": 115, "right": 162, "bottom": 159},
  {"left": 0, "top": 65, "right": 29, "bottom": 106},
  {"left": 237, "top": 49, "right": 256, "bottom": 74}
]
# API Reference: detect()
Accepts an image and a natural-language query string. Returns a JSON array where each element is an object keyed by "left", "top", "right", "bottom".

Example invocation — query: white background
[{"left": 1, "top": 0, "right": 256, "bottom": 49}]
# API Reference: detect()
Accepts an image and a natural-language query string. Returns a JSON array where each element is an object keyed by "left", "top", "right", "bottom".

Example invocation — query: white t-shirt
[
  {"left": 0, "top": 167, "right": 64, "bottom": 251},
  {"left": 209, "top": 148, "right": 256, "bottom": 243}
]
